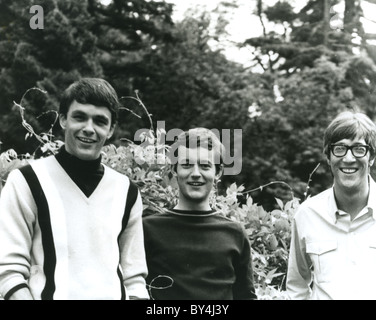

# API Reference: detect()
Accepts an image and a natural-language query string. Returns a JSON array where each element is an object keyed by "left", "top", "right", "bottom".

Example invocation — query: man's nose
[
  {"left": 343, "top": 149, "right": 356, "bottom": 161},
  {"left": 191, "top": 164, "right": 201, "bottom": 177},
  {"left": 83, "top": 119, "right": 95, "bottom": 134}
]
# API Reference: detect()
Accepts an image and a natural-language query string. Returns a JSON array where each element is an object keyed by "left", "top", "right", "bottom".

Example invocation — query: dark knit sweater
[{"left": 143, "top": 209, "right": 257, "bottom": 300}]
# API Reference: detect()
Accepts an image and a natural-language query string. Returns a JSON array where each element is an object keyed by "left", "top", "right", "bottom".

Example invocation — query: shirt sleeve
[
  {"left": 118, "top": 189, "right": 149, "bottom": 299},
  {"left": 286, "top": 210, "right": 313, "bottom": 300},
  {"left": 233, "top": 226, "right": 257, "bottom": 300},
  {"left": 0, "top": 169, "right": 36, "bottom": 299}
]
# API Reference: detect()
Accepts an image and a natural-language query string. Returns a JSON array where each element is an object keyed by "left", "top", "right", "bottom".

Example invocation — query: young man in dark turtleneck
[
  {"left": 0, "top": 78, "right": 149, "bottom": 300},
  {"left": 143, "top": 128, "right": 257, "bottom": 300}
]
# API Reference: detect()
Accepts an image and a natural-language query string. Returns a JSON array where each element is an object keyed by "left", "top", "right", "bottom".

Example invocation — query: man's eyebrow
[
  {"left": 70, "top": 110, "right": 110, "bottom": 123},
  {"left": 199, "top": 159, "right": 213, "bottom": 165},
  {"left": 94, "top": 114, "right": 110, "bottom": 123},
  {"left": 71, "top": 110, "right": 86, "bottom": 116},
  {"left": 178, "top": 158, "right": 214, "bottom": 165},
  {"left": 178, "top": 158, "right": 191, "bottom": 163}
]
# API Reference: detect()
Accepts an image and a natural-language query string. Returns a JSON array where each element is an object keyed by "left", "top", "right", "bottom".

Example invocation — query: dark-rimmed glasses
[{"left": 330, "top": 144, "right": 371, "bottom": 158}]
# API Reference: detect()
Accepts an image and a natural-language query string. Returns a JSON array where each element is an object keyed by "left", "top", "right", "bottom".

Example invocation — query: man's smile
[
  {"left": 77, "top": 137, "right": 97, "bottom": 144},
  {"left": 187, "top": 182, "right": 205, "bottom": 187},
  {"left": 340, "top": 168, "right": 358, "bottom": 174}
]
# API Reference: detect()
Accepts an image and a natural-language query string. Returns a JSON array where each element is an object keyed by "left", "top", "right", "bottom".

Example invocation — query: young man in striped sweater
[
  {"left": 143, "top": 128, "right": 256, "bottom": 299},
  {"left": 0, "top": 78, "right": 149, "bottom": 300}
]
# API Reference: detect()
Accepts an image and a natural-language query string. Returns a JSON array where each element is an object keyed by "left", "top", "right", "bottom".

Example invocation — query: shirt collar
[{"left": 328, "top": 175, "right": 376, "bottom": 222}]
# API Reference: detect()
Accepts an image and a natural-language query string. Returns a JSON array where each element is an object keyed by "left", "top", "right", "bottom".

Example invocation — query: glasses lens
[
  {"left": 352, "top": 146, "right": 367, "bottom": 157},
  {"left": 332, "top": 145, "right": 347, "bottom": 156}
]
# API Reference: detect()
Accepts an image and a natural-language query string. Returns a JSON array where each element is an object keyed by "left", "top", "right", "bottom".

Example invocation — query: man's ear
[
  {"left": 107, "top": 125, "right": 115, "bottom": 140},
  {"left": 170, "top": 164, "right": 178, "bottom": 176},
  {"left": 216, "top": 164, "right": 224, "bottom": 180},
  {"left": 326, "top": 153, "right": 331, "bottom": 166},
  {"left": 59, "top": 114, "right": 66, "bottom": 130}
]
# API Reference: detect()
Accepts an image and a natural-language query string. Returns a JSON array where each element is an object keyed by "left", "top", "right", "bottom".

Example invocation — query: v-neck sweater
[
  {"left": 0, "top": 155, "right": 149, "bottom": 300},
  {"left": 55, "top": 147, "right": 103, "bottom": 197}
]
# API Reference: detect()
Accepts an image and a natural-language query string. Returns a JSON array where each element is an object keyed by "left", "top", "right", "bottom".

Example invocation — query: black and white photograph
[{"left": 0, "top": 0, "right": 376, "bottom": 307}]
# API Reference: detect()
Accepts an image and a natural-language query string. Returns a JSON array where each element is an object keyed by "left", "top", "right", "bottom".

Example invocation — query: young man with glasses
[{"left": 287, "top": 111, "right": 376, "bottom": 299}]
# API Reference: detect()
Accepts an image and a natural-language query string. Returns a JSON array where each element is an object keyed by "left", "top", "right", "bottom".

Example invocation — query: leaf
[
  {"left": 274, "top": 218, "right": 290, "bottom": 232},
  {"left": 284, "top": 199, "right": 292, "bottom": 211},
  {"left": 237, "top": 184, "right": 245, "bottom": 193},
  {"left": 275, "top": 197, "right": 284, "bottom": 210},
  {"left": 226, "top": 182, "right": 238, "bottom": 195},
  {"left": 271, "top": 209, "right": 283, "bottom": 219},
  {"left": 257, "top": 206, "right": 268, "bottom": 220},
  {"left": 266, "top": 234, "right": 278, "bottom": 250}
]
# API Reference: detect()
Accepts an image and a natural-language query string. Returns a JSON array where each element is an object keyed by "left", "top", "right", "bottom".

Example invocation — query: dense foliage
[{"left": 0, "top": 105, "right": 298, "bottom": 299}]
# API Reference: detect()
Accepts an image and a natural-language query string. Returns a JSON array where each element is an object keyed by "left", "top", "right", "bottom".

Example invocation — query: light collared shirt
[{"left": 286, "top": 176, "right": 376, "bottom": 300}]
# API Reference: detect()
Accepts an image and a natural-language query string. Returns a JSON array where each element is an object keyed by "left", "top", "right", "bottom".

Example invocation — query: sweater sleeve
[
  {"left": 0, "top": 169, "right": 37, "bottom": 299},
  {"left": 233, "top": 225, "right": 257, "bottom": 300},
  {"left": 118, "top": 188, "right": 149, "bottom": 299}
]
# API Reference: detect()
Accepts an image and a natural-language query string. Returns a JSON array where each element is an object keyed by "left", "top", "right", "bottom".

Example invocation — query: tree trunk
[{"left": 344, "top": 0, "right": 356, "bottom": 32}]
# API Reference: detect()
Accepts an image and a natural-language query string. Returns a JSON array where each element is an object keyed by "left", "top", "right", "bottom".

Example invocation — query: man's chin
[
  {"left": 75, "top": 150, "right": 100, "bottom": 161},
  {"left": 337, "top": 179, "right": 362, "bottom": 192},
  {"left": 186, "top": 195, "right": 209, "bottom": 204}
]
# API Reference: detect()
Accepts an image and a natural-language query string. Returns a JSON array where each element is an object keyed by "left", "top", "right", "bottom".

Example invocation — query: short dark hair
[
  {"left": 59, "top": 78, "right": 119, "bottom": 126},
  {"left": 170, "top": 128, "right": 225, "bottom": 174},
  {"left": 323, "top": 111, "right": 376, "bottom": 159}
]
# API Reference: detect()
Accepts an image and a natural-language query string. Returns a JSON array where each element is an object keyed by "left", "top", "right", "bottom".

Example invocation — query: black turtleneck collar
[
  {"left": 55, "top": 146, "right": 104, "bottom": 197},
  {"left": 55, "top": 146, "right": 102, "bottom": 173}
]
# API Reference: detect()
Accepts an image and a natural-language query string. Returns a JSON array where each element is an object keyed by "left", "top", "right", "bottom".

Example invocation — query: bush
[
  {"left": 0, "top": 135, "right": 299, "bottom": 300},
  {"left": 0, "top": 92, "right": 307, "bottom": 299}
]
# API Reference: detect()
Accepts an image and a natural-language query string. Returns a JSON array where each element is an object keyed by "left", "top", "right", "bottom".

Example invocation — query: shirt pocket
[{"left": 306, "top": 241, "right": 337, "bottom": 283}]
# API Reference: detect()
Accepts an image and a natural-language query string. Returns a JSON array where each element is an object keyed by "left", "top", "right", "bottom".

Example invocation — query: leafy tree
[
  {"left": 0, "top": 0, "right": 175, "bottom": 154},
  {"left": 87, "top": 0, "right": 175, "bottom": 140},
  {"left": 125, "top": 9, "right": 271, "bottom": 196},
  {"left": 237, "top": 0, "right": 376, "bottom": 206},
  {"left": 0, "top": 0, "right": 103, "bottom": 153}
]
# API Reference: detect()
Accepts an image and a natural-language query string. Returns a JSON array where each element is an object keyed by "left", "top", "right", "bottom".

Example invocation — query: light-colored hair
[
  {"left": 170, "top": 128, "right": 225, "bottom": 174},
  {"left": 323, "top": 111, "right": 376, "bottom": 159}
]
